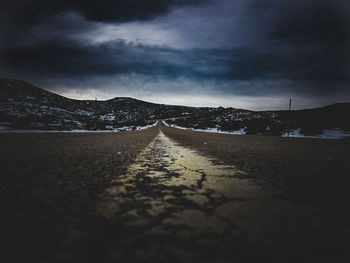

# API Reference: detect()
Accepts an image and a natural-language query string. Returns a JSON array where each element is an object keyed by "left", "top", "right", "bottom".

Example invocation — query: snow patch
[
  {"left": 0, "top": 121, "right": 158, "bottom": 134},
  {"left": 162, "top": 120, "right": 246, "bottom": 135},
  {"left": 99, "top": 113, "right": 116, "bottom": 121},
  {"left": 282, "top": 129, "right": 350, "bottom": 139}
]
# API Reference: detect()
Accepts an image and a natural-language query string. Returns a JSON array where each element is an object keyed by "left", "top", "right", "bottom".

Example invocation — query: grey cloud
[
  {"left": 0, "top": 0, "right": 208, "bottom": 24},
  {"left": 0, "top": 0, "right": 350, "bottom": 107}
]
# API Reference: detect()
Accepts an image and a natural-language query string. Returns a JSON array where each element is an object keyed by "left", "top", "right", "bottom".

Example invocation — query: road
[
  {"left": 95, "top": 128, "right": 348, "bottom": 262},
  {"left": 1, "top": 125, "right": 349, "bottom": 262}
]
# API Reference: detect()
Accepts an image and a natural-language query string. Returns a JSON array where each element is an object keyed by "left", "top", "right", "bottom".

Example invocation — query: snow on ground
[
  {"left": 135, "top": 121, "right": 158, "bottom": 130},
  {"left": 99, "top": 113, "right": 116, "bottom": 121},
  {"left": 162, "top": 121, "right": 246, "bottom": 135},
  {"left": 0, "top": 121, "right": 158, "bottom": 134},
  {"left": 163, "top": 121, "right": 350, "bottom": 139},
  {"left": 75, "top": 109, "right": 93, "bottom": 116},
  {"left": 282, "top": 129, "right": 350, "bottom": 139}
]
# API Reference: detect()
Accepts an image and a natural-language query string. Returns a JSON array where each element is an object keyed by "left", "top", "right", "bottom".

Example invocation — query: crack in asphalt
[
  {"left": 94, "top": 130, "right": 347, "bottom": 262},
  {"left": 94, "top": 131, "right": 271, "bottom": 260}
]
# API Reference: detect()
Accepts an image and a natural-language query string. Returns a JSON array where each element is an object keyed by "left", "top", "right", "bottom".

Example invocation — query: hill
[{"left": 1, "top": 79, "right": 349, "bottom": 135}]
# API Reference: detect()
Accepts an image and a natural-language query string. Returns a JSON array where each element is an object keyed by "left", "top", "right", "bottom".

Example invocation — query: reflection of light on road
[
  {"left": 96, "top": 130, "right": 348, "bottom": 259},
  {"left": 98, "top": 131, "right": 265, "bottom": 220}
]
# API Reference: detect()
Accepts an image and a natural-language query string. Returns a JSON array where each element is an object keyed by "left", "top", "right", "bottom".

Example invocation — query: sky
[{"left": 1, "top": 0, "right": 350, "bottom": 110}]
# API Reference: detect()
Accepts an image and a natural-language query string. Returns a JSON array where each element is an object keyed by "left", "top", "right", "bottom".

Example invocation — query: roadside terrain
[
  {"left": 1, "top": 126, "right": 158, "bottom": 262},
  {"left": 161, "top": 125, "right": 350, "bottom": 213},
  {"left": 1, "top": 124, "right": 350, "bottom": 262}
]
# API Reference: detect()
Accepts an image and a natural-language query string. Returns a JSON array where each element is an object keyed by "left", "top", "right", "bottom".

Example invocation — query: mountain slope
[
  {"left": 1, "top": 79, "right": 349, "bottom": 134},
  {"left": 0, "top": 79, "right": 192, "bottom": 130}
]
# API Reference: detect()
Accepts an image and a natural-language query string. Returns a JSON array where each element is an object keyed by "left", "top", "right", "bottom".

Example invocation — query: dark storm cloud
[
  {"left": 270, "top": 0, "right": 348, "bottom": 70},
  {"left": 0, "top": 0, "right": 207, "bottom": 24},
  {"left": 271, "top": 1, "right": 347, "bottom": 44},
  {"left": 1, "top": 39, "right": 347, "bottom": 87},
  {"left": 0, "top": 0, "right": 208, "bottom": 46},
  {"left": 0, "top": 40, "right": 218, "bottom": 79},
  {"left": 0, "top": 0, "right": 349, "bottom": 104}
]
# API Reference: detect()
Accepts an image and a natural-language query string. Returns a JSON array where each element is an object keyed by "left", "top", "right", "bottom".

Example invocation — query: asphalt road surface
[
  {"left": 96, "top": 129, "right": 349, "bottom": 262},
  {"left": 1, "top": 125, "right": 349, "bottom": 262}
]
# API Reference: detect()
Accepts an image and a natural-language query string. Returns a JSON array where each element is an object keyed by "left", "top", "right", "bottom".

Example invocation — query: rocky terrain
[
  {"left": 0, "top": 79, "right": 166, "bottom": 130},
  {"left": 1, "top": 79, "right": 349, "bottom": 136}
]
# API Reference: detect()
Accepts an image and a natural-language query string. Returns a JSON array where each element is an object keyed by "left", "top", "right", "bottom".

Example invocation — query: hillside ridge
[{"left": 1, "top": 79, "right": 349, "bottom": 134}]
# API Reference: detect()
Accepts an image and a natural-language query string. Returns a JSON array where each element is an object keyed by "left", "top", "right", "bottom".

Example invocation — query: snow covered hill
[
  {"left": 1, "top": 79, "right": 349, "bottom": 136},
  {"left": 0, "top": 79, "right": 197, "bottom": 131}
]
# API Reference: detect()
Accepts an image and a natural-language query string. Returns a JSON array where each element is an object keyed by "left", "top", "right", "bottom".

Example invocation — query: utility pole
[
  {"left": 287, "top": 98, "right": 292, "bottom": 137},
  {"left": 289, "top": 98, "right": 292, "bottom": 111},
  {"left": 94, "top": 97, "right": 97, "bottom": 130}
]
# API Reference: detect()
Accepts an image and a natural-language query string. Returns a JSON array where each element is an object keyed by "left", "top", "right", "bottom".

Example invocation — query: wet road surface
[{"left": 96, "top": 129, "right": 349, "bottom": 262}]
